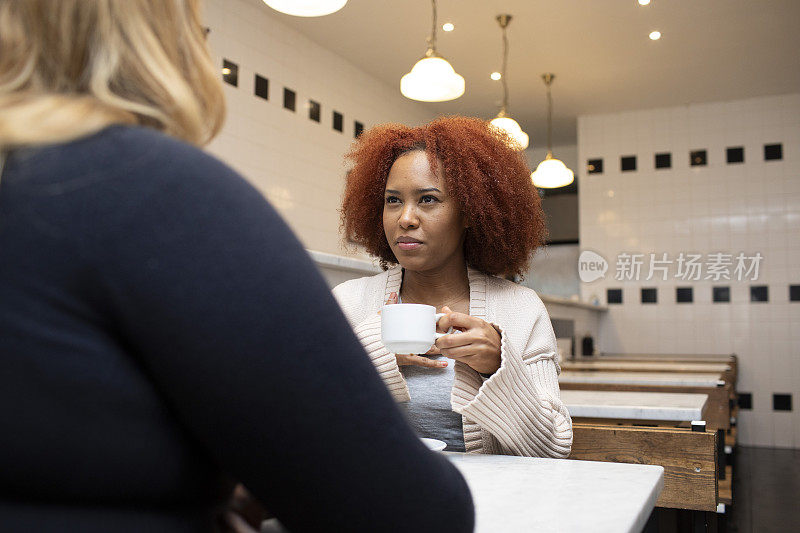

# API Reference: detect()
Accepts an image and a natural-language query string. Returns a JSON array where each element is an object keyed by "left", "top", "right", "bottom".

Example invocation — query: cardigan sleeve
[
  {"left": 332, "top": 283, "right": 410, "bottom": 402},
  {"left": 453, "top": 295, "right": 573, "bottom": 458}
]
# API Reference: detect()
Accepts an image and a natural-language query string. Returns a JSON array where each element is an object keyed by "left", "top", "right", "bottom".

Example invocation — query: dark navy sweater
[{"left": 0, "top": 126, "right": 473, "bottom": 532}]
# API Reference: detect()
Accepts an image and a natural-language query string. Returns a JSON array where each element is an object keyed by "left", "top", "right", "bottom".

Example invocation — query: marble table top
[
  {"left": 561, "top": 361, "right": 730, "bottom": 373},
  {"left": 560, "top": 370, "right": 725, "bottom": 387},
  {"left": 561, "top": 389, "right": 708, "bottom": 421},
  {"left": 446, "top": 453, "right": 664, "bottom": 533}
]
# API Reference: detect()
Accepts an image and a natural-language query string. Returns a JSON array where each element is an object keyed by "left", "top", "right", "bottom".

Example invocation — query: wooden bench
[{"left": 570, "top": 423, "right": 718, "bottom": 511}]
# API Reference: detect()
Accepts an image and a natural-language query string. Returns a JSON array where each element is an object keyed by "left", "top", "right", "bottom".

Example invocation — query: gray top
[{"left": 399, "top": 356, "right": 466, "bottom": 452}]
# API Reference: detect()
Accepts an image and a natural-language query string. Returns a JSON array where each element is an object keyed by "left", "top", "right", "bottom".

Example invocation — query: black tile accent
[
  {"left": 641, "top": 287, "right": 657, "bottom": 304},
  {"left": 676, "top": 287, "right": 693, "bottom": 303},
  {"left": 587, "top": 158, "right": 603, "bottom": 174},
  {"left": 332, "top": 111, "right": 343, "bottom": 132},
  {"left": 283, "top": 88, "right": 296, "bottom": 112},
  {"left": 222, "top": 59, "right": 238, "bottom": 87},
  {"left": 713, "top": 286, "right": 730, "bottom": 303},
  {"left": 690, "top": 149, "right": 707, "bottom": 166},
  {"left": 750, "top": 285, "right": 769, "bottom": 302},
  {"left": 738, "top": 393, "right": 752, "bottom": 410},
  {"left": 308, "top": 100, "right": 320, "bottom": 122},
  {"left": 354, "top": 121, "right": 364, "bottom": 138},
  {"left": 773, "top": 393, "right": 792, "bottom": 412},
  {"left": 764, "top": 143, "right": 783, "bottom": 161},
  {"left": 790, "top": 285, "right": 800, "bottom": 302},
  {"left": 607, "top": 288, "right": 622, "bottom": 304},
  {"left": 254, "top": 74, "right": 269, "bottom": 99},
  {"left": 655, "top": 152, "right": 671, "bottom": 169},
  {"left": 620, "top": 155, "right": 637, "bottom": 172},
  {"left": 726, "top": 146, "right": 744, "bottom": 164}
]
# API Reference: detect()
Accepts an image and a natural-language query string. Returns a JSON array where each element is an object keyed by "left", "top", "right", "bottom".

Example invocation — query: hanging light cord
[
  {"left": 426, "top": 0, "right": 438, "bottom": 55},
  {"left": 543, "top": 73, "right": 555, "bottom": 155},
  {"left": 500, "top": 23, "right": 509, "bottom": 113}
]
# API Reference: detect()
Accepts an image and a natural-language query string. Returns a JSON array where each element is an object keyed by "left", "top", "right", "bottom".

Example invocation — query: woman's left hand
[{"left": 433, "top": 306, "right": 502, "bottom": 375}]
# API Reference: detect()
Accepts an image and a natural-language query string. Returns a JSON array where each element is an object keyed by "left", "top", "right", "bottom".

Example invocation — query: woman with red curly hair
[{"left": 333, "top": 116, "right": 572, "bottom": 457}]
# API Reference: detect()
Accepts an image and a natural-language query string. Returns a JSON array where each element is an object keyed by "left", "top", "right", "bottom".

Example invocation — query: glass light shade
[
  {"left": 489, "top": 116, "right": 529, "bottom": 151},
  {"left": 263, "top": 0, "right": 347, "bottom": 17},
  {"left": 531, "top": 156, "right": 574, "bottom": 188},
  {"left": 400, "top": 57, "right": 465, "bottom": 102}
]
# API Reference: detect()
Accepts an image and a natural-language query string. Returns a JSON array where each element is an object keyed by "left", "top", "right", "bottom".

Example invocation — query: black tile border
[
  {"left": 332, "top": 111, "right": 343, "bottom": 132},
  {"left": 222, "top": 59, "right": 238, "bottom": 87},
  {"left": 308, "top": 100, "right": 321, "bottom": 122},
  {"left": 690, "top": 149, "right": 707, "bottom": 166},
  {"left": 750, "top": 285, "right": 769, "bottom": 303},
  {"left": 607, "top": 288, "right": 622, "bottom": 304},
  {"left": 283, "top": 87, "right": 296, "bottom": 112},
  {"left": 641, "top": 287, "right": 657, "bottom": 304},
  {"left": 764, "top": 143, "right": 783, "bottom": 161},
  {"left": 726, "top": 146, "right": 744, "bottom": 164},
  {"left": 738, "top": 393, "right": 752, "bottom": 410},
  {"left": 676, "top": 287, "right": 693, "bottom": 303},
  {"left": 790, "top": 285, "right": 800, "bottom": 302},
  {"left": 587, "top": 158, "right": 603, "bottom": 174},
  {"left": 620, "top": 155, "right": 637, "bottom": 172},
  {"left": 655, "top": 152, "right": 671, "bottom": 169},
  {"left": 713, "top": 286, "right": 731, "bottom": 303},
  {"left": 254, "top": 74, "right": 269, "bottom": 100},
  {"left": 773, "top": 393, "right": 792, "bottom": 412}
]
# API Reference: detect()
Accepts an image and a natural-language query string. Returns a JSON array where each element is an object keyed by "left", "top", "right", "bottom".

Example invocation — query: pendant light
[
  {"left": 488, "top": 15, "right": 529, "bottom": 151},
  {"left": 400, "top": 0, "right": 465, "bottom": 102},
  {"left": 531, "top": 74, "right": 574, "bottom": 188},
  {"left": 263, "top": 0, "right": 347, "bottom": 17}
]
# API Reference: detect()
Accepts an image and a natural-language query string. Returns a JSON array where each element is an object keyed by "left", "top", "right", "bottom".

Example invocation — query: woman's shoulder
[
  {"left": 483, "top": 274, "right": 548, "bottom": 312},
  {"left": 332, "top": 270, "right": 389, "bottom": 303}
]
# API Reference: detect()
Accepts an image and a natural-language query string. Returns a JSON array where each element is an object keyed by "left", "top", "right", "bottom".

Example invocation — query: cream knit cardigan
[{"left": 332, "top": 265, "right": 573, "bottom": 458}]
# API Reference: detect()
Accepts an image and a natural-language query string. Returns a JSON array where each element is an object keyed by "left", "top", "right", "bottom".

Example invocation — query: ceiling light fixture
[
  {"left": 400, "top": 0, "right": 465, "bottom": 102},
  {"left": 263, "top": 0, "right": 347, "bottom": 17},
  {"left": 442, "top": 22, "right": 454, "bottom": 32},
  {"left": 488, "top": 14, "right": 529, "bottom": 151},
  {"left": 649, "top": 30, "right": 661, "bottom": 40},
  {"left": 638, "top": 0, "right": 651, "bottom": 6},
  {"left": 531, "top": 74, "right": 574, "bottom": 189},
  {"left": 490, "top": 72, "right": 501, "bottom": 81}
]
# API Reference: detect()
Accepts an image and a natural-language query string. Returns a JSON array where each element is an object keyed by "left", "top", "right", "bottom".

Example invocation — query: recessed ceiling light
[
  {"left": 442, "top": 22, "right": 454, "bottom": 32},
  {"left": 638, "top": 0, "right": 651, "bottom": 6},
  {"left": 649, "top": 30, "right": 661, "bottom": 40},
  {"left": 221, "top": 67, "right": 232, "bottom": 75},
  {"left": 490, "top": 71, "right": 501, "bottom": 80}
]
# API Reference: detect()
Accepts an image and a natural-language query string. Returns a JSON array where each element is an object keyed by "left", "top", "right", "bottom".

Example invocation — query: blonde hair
[{"left": 0, "top": 0, "right": 225, "bottom": 149}]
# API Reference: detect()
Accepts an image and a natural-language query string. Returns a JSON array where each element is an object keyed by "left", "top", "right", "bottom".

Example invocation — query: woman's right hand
[{"left": 382, "top": 292, "right": 448, "bottom": 369}]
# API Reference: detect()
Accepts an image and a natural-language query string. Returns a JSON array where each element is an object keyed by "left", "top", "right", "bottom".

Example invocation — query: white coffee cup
[{"left": 381, "top": 303, "right": 449, "bottom": 354}]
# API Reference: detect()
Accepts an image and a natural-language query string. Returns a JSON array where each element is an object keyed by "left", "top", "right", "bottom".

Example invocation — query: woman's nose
[{"left": 399, "top": 204, "right": 418, "bottom": 228}]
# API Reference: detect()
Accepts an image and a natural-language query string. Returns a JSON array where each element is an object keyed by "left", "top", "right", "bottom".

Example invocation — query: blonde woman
[{"left": 0, "top": 2, "right": 473, "bottom": 532}]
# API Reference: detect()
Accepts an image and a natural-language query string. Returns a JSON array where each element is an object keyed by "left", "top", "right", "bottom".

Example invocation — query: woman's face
[{"left": 383, "top": 150, "right": 467, "bottom": 274}]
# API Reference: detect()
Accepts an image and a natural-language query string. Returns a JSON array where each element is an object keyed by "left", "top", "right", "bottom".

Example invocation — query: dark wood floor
[{"left": 727, "top": 445, "right": 800, "bottom": 532}]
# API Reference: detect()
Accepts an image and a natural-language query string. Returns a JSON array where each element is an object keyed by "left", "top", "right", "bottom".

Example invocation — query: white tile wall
[
  {"left": 578, "top": 94, "right": 800, "bottom": 448},
  {"left": 201, "top": 0, "right": 436, "bottom": 257}
]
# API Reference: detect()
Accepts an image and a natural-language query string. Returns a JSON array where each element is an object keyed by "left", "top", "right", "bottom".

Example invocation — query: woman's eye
[
  {"left": 420, "top": 195, "right": 439, "bottom": 204},
  {"left": 385, "top": 196, "right": 400, "bottom": 204}
]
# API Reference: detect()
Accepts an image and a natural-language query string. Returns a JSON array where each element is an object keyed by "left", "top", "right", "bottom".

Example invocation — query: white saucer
[{"left": 420, "top": 437, "right": 447, "bottom": 451}]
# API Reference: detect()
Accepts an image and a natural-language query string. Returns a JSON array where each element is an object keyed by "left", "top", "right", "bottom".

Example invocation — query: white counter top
[
  {"left": 446, "top": 453, "right": 663, "bottom": 533},
  {"left": 539, "top": 293, "right": 608, "bottom": 312},
  {"left": 562, "top": 389, "right": 708, "bottom": 421},
  {"left": 560, "top": 371, "right": 725, "bottom": 388},
  {"left": 561, "top": 361, "right": 730, "bottom": 373}
]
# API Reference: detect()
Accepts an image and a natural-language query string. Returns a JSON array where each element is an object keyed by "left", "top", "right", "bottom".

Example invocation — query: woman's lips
[{"left": 397, "top": 241, "right": 422, "bottom": 251}]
